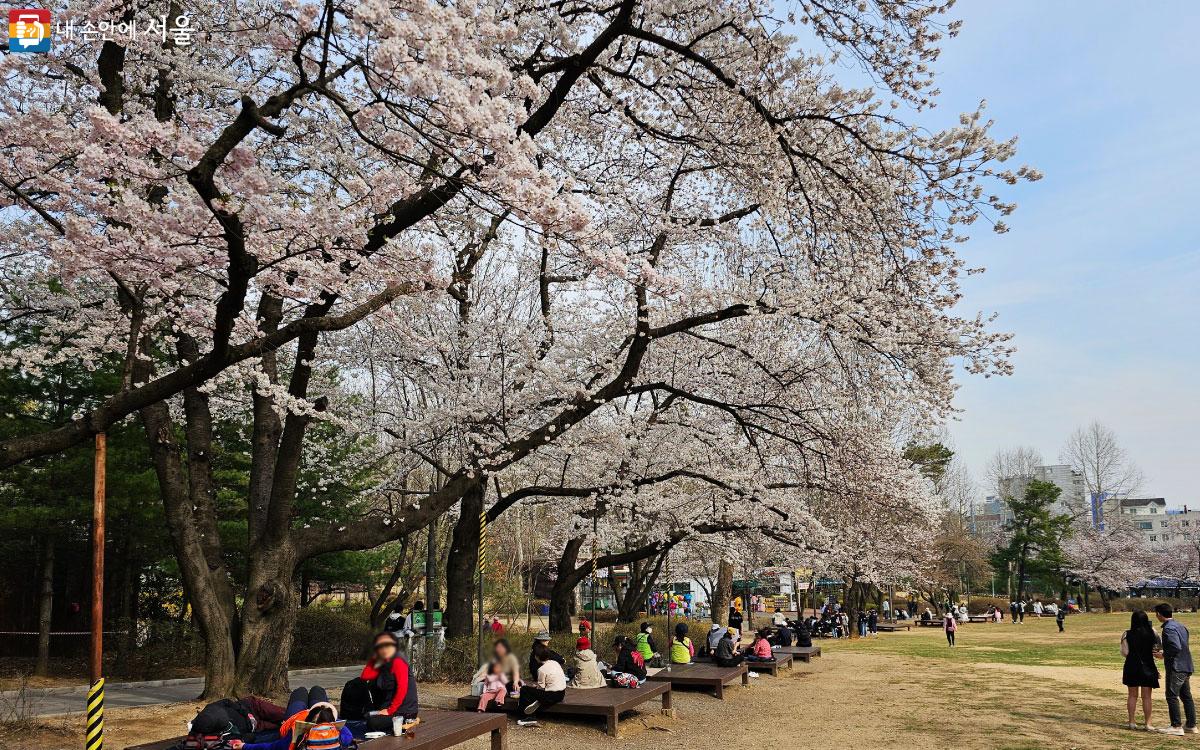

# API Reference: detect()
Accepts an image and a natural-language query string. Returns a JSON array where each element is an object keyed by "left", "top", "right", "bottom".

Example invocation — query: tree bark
[
  {"left": 711, "top": 559, "right": 733, "bottom": 627},
  {"left": 34, "top": 539, "right": 55, "bottom": 677},
  {"left": 444, "top": 480, "right": 486, "bottom": 638},
  {"left": 549, "top": 538, "right": 586, "bottom": 633}
]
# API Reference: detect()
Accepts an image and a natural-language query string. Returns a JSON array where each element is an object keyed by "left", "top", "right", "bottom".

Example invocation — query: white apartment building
[{"left": 1118, "top": 497, "right": 1171, "bottom": 548}]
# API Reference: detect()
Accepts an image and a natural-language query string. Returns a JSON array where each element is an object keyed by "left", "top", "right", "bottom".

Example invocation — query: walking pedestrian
[
  {"left": 1155, "top": 603, "right": 1197, "bottom": 735},
  {"left": 1056, "top": 606, "right": 1066, "bottom": 633},
  {"left": 1018, "top": 600, "right": 1026, "bottom": 623},
  {"left": 1009, "top": 600, "right": 1018, "bottom": 623},
  {"left": 943, "top": 610, "right": 957, "bottom": 647}
]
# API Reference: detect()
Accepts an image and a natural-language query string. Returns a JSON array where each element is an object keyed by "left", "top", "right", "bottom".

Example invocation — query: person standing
[
  {"left": 1056, "top": 606, "right": 1066, "bottom": 633},
  {"left": 882, "top": 598, "right": 891, "bottom": 621},
  {"left": 943, "top": 610, "right": 957, "bottom": 647},
  {"left": 1009, "top": 600, "right": 1018, "bottom": 624},
  {"left": 1155, "top": 603, "right": 1197, "bottom": 735},
  {"left": 1018, "top": 600, "right": 1026, "bottom": 623},
  {"left": 1122, "top": 610, "right": 1160, "bottom": 731}
]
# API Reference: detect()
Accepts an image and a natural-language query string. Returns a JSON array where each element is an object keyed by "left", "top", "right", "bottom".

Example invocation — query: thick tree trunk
[
  {"left": 233, "top": 543, "right": 299, "bottom": 695},
  {"left": 34, "top": 539, "right": 55, "bottom": 677},
  {"left": 549, "top": 538, "right": 586, "bottom": 633},
  {"left": 444, "top": 480, "right": 486, "bottom": 638},
  {"left": 711, "top": 559, "right": 733, "bottom": 626}
]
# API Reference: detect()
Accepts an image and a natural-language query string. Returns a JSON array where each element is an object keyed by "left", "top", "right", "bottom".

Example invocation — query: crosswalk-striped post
[
  {"left": 477, "top": 508, "right": 487, "bottom": 665},
  {"left": 86, "top": 678, "right": 104, "bottom": 750}
]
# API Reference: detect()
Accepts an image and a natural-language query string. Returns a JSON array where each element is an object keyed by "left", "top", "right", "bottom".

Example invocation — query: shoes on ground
[
  {"left": 523, "top": 700, "right": 540, "bottom": 715},
  {"left": 1187, "top": 726, "right": 1199, "bottom": 734},
  {"left": 1125, "top": 722, "right": 1138, "bottom": 730},
  {"left": 516, "top": 719, "right": 539, "bottom": 727},
  {"left": 1159, "top": 726, "right": 1185, "bottom": 735}
]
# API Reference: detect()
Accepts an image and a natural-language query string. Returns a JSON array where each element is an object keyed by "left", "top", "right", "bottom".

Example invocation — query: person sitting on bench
[
  {"left": 795, "top": 622, "right": 813, "bottom": 648},
  {"left": 715, "top": 627, "right": 744, "bottom": 667},
  {"left": 570, "top": 637, "right": 606, "bottom": 688},
  {"left": 608, "top": 635, "right": 647, "bottom": 687},
  {"left": 771, "top": 623, "right": 793, "bottom": 647},
  {"left": 670, "top": 622, "right": 695, "bottom": 664},
  {"left": 517, "top": 642, "right": 568, "bottom": 727},
  {"left": 529, "top": 630, "right": 566, "bottom": 679},
  {"left": 746, "top": 629, "right": 774, "bottom": 662},
  {"left": 340, "top": 632, "right": 419, "bottom": 732},
  {"left": 704, "top": 623, "right": 724, "bottom": 656}
]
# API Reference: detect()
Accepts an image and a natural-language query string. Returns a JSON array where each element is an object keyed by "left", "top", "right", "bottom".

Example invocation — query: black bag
[{"left": 190, "top": 699, "right": 255, "bottom": 736}]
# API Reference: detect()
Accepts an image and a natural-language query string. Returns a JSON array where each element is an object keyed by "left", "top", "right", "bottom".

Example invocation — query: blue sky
[{"left": 905, "top": 2, "right": 1199, "bottom": 504}]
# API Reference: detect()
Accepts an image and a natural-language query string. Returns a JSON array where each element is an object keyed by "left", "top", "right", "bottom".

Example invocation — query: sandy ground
[{"left": 5, "top": 616, "right": 1191, "bottom": 750}]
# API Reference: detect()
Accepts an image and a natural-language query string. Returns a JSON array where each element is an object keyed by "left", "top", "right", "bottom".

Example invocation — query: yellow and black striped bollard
[{"left": 86, "top": 678, "right": 105, "bottom": 750}]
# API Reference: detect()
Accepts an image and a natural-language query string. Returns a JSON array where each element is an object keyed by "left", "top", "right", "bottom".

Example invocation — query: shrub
[
  {"left": 291, "top": 604, "right": 375, "bottom": 667},
  {"left": 1108, "top": 597, "right": 1195, "bottom": 614},
  {"left": 964, "top": 596, "right": 1008, "bottom": 615}
]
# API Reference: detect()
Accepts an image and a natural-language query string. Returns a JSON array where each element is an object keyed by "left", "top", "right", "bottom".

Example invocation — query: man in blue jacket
[{"left": 1156, "top": 603, "right": 1196, "bottom": 735}]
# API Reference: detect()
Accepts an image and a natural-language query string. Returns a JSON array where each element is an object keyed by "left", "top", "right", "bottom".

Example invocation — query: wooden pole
[{"left": 87, "top": 433, "right": 106, "bottom": 750}]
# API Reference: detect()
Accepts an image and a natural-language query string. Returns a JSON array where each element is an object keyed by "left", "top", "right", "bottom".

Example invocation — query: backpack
[
  {"left": 191, "top": 699, "right": 256, "bottom": 737},
  {"left": 295, "top": 721, "right": 344, "bottom": 750}
]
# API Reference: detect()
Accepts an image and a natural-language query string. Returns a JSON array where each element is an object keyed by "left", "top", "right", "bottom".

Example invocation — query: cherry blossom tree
[
  {"left": 1062, "top": 518, "right": 1153, "bottom": 611},
  {"left": 2, "top": 0, "right": 1037, "bottom": 694}
]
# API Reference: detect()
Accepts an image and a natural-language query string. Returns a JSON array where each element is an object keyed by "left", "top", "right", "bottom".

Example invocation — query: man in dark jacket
[
  {"left": 1156, "top": 603, "right": 1196, "bottom": 735},
  {"left": 715, "top": 627, "right": 744, "bottom": 667}
]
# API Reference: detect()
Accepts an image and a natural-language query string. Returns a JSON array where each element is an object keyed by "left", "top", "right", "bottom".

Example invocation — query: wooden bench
[
  {"left": 916, "top": 619, "right": 942, "bottom": 627},
  {"left": 646, "top": 662, "right": 749, "bottom": 698},
  {"left": 968, "top": 615, "right": 992, "bottom": 623},
  {"left": 126, "top": 710, "right": 508, "bottom": 750},
  {"left": 693, "top": 652, "right": 794, "bottom": 675},
  {"left": 876, "top": 622, "right": 912, "bottom": 632},
  {"left": 457, "top": 682, "right": 670, "bottom": 738},
  {"left": 777, "top": 645, "right": 821, "bottom": 662}
]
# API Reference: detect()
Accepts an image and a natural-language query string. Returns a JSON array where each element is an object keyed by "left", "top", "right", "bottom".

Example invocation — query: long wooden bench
[
  {"left": 916, "top": 619, "right": 942, "bottom": 627},
  {"left": 876, "top": 621, "right": 912, "bottom": 632},
  {"left": 968, "top": 615, "right": 992, "bottom": 623},
  {"left": 777, "top": 645, "right": 821, "bottom": 662},
  {"left": 646, "top": 662, "right": 749, "bottom": 699},
  {"left": 693, "top": 652, "right": 793, "bottom": 675},
  {"left": 457, "top": 682, "right": 671, "bottom": 738},
  {"left": 126, "top": 709, "right": 508, "bottom": 750}
]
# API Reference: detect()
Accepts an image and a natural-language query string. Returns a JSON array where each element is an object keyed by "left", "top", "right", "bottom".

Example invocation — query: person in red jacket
[{"left": 340, "top": 632, "right": 420, "bottom": 731}]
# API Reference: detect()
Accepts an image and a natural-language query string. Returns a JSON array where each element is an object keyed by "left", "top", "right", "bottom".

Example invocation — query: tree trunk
[
  {"left": 34, "top": 539, "right": 55, "bottom": 677},
  {"left": 233, "top": 554, "right": 299, "bottom": 695},
  {"left": 549, "top": 538, "right": 586, "bottom": 633},
  {"left": 711, "top": 559, "right": 733, "bottom": 627},
  {"left": 444, "top": 480, "right": 486, "bottom": 638}
]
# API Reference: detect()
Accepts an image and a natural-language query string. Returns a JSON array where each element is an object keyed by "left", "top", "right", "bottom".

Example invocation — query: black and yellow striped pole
[
  {"left": 476, "top": 508, "right": 487, "bottom": 666},
  {"left": 88, "top": 433, "right": 106, "bottom": 750},
  {"left": 590, "top": 513, "right": 598, "bottom": 637},
  {"left": 86, "top": 678, "right": 105, "bottom": 750}
]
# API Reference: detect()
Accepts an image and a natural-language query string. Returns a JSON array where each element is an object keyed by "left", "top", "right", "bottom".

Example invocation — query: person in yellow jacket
[{"left": 669, "top": 622, "right": 695, "bottom": 664}]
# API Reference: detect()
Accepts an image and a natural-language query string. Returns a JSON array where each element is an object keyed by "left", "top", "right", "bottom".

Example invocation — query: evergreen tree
[{"left": 992, "top": 480, "right": 1071, "bottom": 601}]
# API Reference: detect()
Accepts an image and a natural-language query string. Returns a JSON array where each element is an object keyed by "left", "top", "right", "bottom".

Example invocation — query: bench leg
[
  {"left": 491, "top": 725, "right": 507, "bottom": 750},
  {"left": 607, "top": 708, "right": 619, "bottom": 738},
  {"left": 741, "top": 669, "right": 750, "bottom": 686},
  {"left": 715, "top": 682, "right": 724, "bottom": 699},
  {"left": 662, "top": 689, "right": 672, "bottom": 710}
]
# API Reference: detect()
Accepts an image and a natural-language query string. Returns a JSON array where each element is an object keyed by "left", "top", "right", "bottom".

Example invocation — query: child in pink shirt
[{"left": 477, "top": 661, "right": 508, "bottom": 711}]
